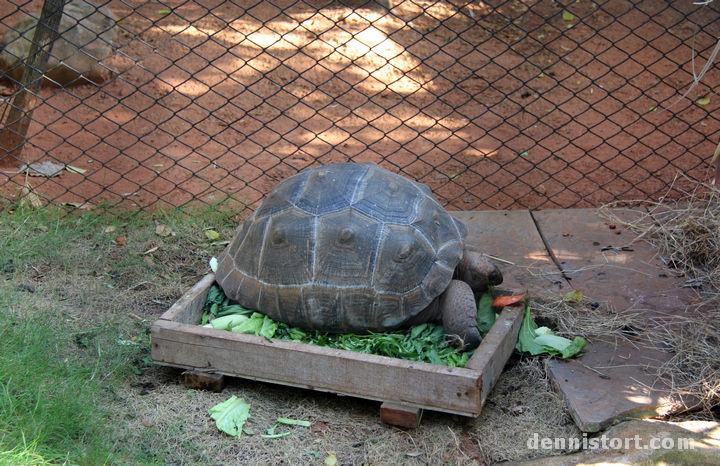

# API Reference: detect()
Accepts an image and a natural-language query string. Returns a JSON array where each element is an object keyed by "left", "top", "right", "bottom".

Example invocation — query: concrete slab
[
  {"left": 532, "top": 208, "right": 697, "bottom": 432},
  {"left": 452, "top": 210, "right": 570, "bottom": 295}
]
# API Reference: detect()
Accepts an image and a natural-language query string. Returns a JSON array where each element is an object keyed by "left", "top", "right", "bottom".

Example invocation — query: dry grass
[
  {"left": 645, "top": 312, "right": 720, "bottom": 415},
  {"left": 530, "top": 295, "right": 641, "bottom": 346},
  {"left": 599, "top": 178, "right": 720, "bottom": 416},
  {"left": 117, "top": 356, "right": 580, "bottom": 465}
]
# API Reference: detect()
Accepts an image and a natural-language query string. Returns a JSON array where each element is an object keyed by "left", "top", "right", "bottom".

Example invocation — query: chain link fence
[{"left": 0, "top": 0, "right": 718, "bottom": 216}]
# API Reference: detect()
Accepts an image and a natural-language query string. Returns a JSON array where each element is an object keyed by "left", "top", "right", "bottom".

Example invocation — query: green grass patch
[
  {"left": 0, "top": 290, "right": 142, "bottom": 464},
  {"left": 0, "top": 204, "right": 240, "bottom": 464}
]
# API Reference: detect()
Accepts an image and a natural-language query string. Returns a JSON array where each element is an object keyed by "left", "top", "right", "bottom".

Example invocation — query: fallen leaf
[
  {"left": 324, "top": 452, "right": 338, "bottom": 466},
  {"left": 19, "top": 184, "right": 44, "bottom": 209},
  {"left": 562, "top": 11, "right": 575, "bottom": 21},
  {"left": 209, "top": 257, "right": 218, "bottom": 273},
  {"left": 143, "top": 246, "right": 159, "bottom": 255},
  {"left": 143, "top": 256, "right": 155, "bottom": 267},
  {"left": 158, "top": 9, "right": 171, "bottom": 14},
  {"left": 205, "top": 229, "right": 220, "bottom": 241},
  {"left": 563, "top": 289, "right": 582, "bottom": 303},
  {"left": 116, "top": 235, "right": 126, "bottom": 246},
  {"left": 62, "top": 202, "right": 94, "bottom": 210},
  {"left": 104, "top": 226, "right": 116, "bottom": 233},
  {"left": 501, "top": 400, "right": 526, "bottom": 416},
  {"left": 696, "top": 96, "right": 711, "bottom": 105},
  {"left": 66, "top": 165, "right": 87, "bottom": 174},
  {"left": 492, "top": 293, "right": 527, "bottom": 307},
  {"left": 155, "top": 224, "right": 175, "bottom": 237},
  {"left": 152, "top": 164, "right": 163, "bottom": 167},
  {"left": 406, "top": 452, "right": 423, "bottom": 457},
  {"left": 20, "top": 161, "right": 64, "bottom": 177},
  {"left": 141, "top": 419, "right": 151, "bottom": 427}
]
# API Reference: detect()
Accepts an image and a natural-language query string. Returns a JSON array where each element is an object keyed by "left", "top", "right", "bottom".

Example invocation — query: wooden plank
[
  {"left": 152, "top": 319, "right": 483, "bottom": 415},
  {"left": 380, "top": 403, "right": 422, "bottom": 428},
  {"left": 466, "top": 307, "right": 523, "bottom": 404},
  {"left": 158, "top": 273, "right": 216, "bottom": 323},
  {"left": 451, "top": 211, "right": 569, "bottom": 295}
]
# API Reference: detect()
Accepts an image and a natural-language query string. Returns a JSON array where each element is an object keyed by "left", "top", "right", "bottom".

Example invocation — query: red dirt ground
[{"left": 0, "top": 0, "right": 719, "bottom": 214}]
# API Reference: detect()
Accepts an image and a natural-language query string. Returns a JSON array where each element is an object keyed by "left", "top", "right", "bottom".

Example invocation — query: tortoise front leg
[{"left": 440, "top": 279, "right": 481, "bottom": 350}]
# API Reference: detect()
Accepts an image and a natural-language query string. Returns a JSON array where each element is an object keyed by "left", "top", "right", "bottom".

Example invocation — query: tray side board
[
  {"left": 466, "top": 307, "right": 524, "bottom": 403},
  {"left": 151, "top": 274, "right": 522, "bottom": 417}
]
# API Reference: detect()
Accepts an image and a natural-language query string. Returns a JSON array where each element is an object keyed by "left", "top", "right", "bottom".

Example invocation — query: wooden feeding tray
[{"left": 151, "top": 274, "right": 523, "bottom": 427}]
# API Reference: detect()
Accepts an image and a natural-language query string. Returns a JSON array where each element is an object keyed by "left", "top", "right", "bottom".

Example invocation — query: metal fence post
[{"left": 0, "top": 0, "right": 67, "bottom": 168}]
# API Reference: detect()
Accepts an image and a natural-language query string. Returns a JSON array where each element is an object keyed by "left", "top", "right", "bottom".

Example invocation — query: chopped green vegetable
[
  {"left": 259, "top": 315, "right": 279, "bottom": 338},
  {"left": 534, "top": 333, "right": 574, "bottom": 352},
  {"left": 261, "top": 432, "right": 291, "bottom": 439},
  {"left": 561, "top": 337, "right": 587, "bottom": 359},
  {"left": 209, "top": 395, "right": 251, "bottom": 439},
  {"left": 202, "top": 286, "right": 476, "bottom": 367},
  {"left": 217, "top": 304, "right": 254, "bottom": 317},
  {"left": 277, "top": 418, "right": 312, "bottom": 427},
  {"left": 517, "top": 316, "right": 586, "bottom": 359},
  {"left": 477, "top": 286, "right": 496, "bottom": 334},
  {"left": 207, "top": 314, "right": 248, "bottom": 330},
  {"left": 515, "top": 303, "right": 546, "bottom": 356}
]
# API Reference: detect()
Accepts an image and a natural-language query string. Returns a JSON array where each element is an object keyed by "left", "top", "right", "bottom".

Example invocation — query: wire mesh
[{"left": 0, "top": 0, "right": 718, "bottom": 216}]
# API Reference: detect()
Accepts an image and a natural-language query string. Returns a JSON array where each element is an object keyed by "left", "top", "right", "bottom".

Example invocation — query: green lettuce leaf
[
  {"left": 533, "top": 334, "right": 573, "bottom": 352},
  {"left": 209, "top": 395, "right": 251, "bottom": 438},
  {"left": 515, "top": 304, "right": 546, "bottom": 355},
  {"left": 561, "top": 337, "right": 587, "bottom": 359},
  {"left": 477, "top": 286, "right": 496, "bottom": 335}
]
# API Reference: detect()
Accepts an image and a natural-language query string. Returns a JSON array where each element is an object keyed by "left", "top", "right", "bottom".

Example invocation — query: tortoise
[{"left": 215, "top": 162, "right": 502, "bottom": 350}]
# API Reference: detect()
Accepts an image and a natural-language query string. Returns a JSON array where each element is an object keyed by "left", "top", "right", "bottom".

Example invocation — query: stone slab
[
  {"left": 532, "top": 208, "right": 697, "bottom": 432},
  {"left": 452, "top": 210, "right": 570, "bottom": 295}
]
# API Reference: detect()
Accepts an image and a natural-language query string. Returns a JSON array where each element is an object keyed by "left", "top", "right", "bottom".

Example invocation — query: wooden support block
[
  {"left": 183, "top": 370, "right": 226, "bottom": 393},
  {"left": 380, "top": 402, "right": 422, "bottom": 428}
]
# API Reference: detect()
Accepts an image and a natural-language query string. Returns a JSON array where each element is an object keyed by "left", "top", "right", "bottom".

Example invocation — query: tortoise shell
[{"left": 215, "top": 162, "right": 468, "bottom": 333}]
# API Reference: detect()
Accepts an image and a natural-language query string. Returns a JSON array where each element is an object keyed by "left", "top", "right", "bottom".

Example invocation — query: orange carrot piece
[{"left": 492, "top": 293, "right": 527, "bottom": 307}]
